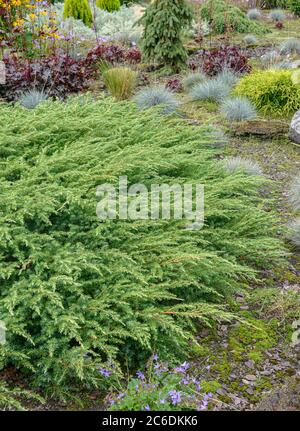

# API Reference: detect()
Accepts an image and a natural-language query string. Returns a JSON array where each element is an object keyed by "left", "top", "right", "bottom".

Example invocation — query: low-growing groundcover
[
  {"left": 234, "top": 69, "right": 300, "bottom": 117},
  {"left": 0, "top": 96, "right": 285, "bottom": 396}
]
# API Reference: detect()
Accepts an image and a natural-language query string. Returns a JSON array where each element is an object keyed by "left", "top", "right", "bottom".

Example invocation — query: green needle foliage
[
  {"left": 0, "top": 96, "right": 285, "bottom": 393},
  {"left": 0, "top": 381, "right": 43, "bottom": 411},
  {"left": 139, "top": 0, "right": 193, "bottom": 72},
  {"left": 63, "top": 0, "right": 93, "bottom": 27}
]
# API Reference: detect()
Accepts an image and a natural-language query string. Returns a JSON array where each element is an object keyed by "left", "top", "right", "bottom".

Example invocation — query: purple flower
[
  {"left": 152, "top": 353, "right": 159, "bottom": 361},
  {"left": 136, "top": 371, "right": 145, "bottom": 381},
  {"left": 117, "top": 393, "right": 125, "bottom": 400},
  {"left": 154, "top": 363, "right": 168, "bottom": 375},
  {"left": 174, "top": 361, "right": 190, "bottom": 374},
  {"left": 192, "top": 378, "right": 201, "bottom": 392},
  {"left": 144, "top": 405, "right": 151, "bottom": 411},
  {"left": 181, "top": 376, "right": 190, "bottom": 385},
  {"left": 99, "top": 368, "right": 111, "bottom": 377},
  {"left": 197, "top": 393, "right": 212, "bottom": 411},
  {"left": 169, "top": 390, "right": 181, "bottom": 406},
  {"left": 160, "top": 399, "right": 165, "bottom": 404}
]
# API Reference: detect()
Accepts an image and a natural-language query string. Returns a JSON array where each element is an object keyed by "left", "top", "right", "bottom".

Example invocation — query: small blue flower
[
  {"left": 174, "top": 361, "right": 190, "bottom": 374},
  {"left": 169, "top": 390, "right": 181, "bottom": 406},
  {"left": 117, "top": 393, "right": 125, "bottom": 400},
  {"left": 192, "top": 378, "right": 201, "bottom": 392},
  {"left": 144, "top": 405, "right": 151, "bottom": 411},
  {"left": 181, "top": 376, "right": 190, "bottom": 385},
  {"left": 99, "top": 368, "right": 112, "bottom": 377}
]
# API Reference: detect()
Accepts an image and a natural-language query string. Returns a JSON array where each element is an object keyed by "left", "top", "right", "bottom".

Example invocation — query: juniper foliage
[{"left": 0, "top": 97, "right": 285, "bottom": 392}]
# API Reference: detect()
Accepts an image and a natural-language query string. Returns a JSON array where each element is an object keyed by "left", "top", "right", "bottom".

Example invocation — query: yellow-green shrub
[
  {"left": 233, "top": 69, "right": 300, "bottom": 117},
  {"left": 96, "top": 0, "right": 120, "bottom": 12}
]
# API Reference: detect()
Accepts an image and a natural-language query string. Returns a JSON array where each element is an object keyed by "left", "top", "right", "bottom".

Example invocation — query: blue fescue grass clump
[
  {"left": 215, "top": 69, "right": 240, "bottom": 88},
  {"left": 288, "top": 176, "right": 300, "bottom": 211},
  {"left": 244, "top": 34, "right": 258, "bottom": 45},
  {"left": 189, "top": 71, "right": 239, "bottom": 102},
  {"left": 288, "top": 219, "right": 300, "bottom": 249},
  {"left": 0, "top": 97, "right": 285, "bottom": 394},
  {"left": 189, "top": 78, "right": 230, "bottom": 102},
  {"left": 222, "top": 156, "right": 263, "bottom": 176},
  {"left": 183, "top": 73, "right": 206, "bottom": 92},
  {"left": 280, "top": 38, "right": 300, "bottom": 55},
  {"left": 268, "top": 9, "right": 285, "bottom": 22},
  {"left": 247, "top": 9, "right": 261, "bottom": 20},
  {"left": 19, "top": 89, "right": 48, "bottom": 109},
  {"left": 134, "top": 86, "right": 179, "bottom": 114},
  {"left": 220, "top": 97, "right": 257, "bottom": 122}
]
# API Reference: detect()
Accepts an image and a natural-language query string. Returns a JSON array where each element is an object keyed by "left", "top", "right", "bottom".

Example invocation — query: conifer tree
[
  {"left": 96, "top": 0, "right": 121, "bottom": 12},
  {"left": 140, "top": 0, "right": 193, "bottom": 72},
  {"left": 63, "top": 0, "right": 93, "bottom": 27}
]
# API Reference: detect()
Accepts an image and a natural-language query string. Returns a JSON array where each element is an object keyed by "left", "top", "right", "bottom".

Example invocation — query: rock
[
  {"left": 245, "top": 374, "right": 257, "bottom": 381},
  {"left": 230, "top": 119, "right": 289, "bottom": 138},
  {"left": 289, "top": 110, "right": 300, "bottom": 144},
  {"left": 245, "top": 360, "right": 255, "bottom": 369}
]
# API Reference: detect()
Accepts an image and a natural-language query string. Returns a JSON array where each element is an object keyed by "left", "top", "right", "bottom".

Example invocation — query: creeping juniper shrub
[{"left": 0, "top": 98, "right": 285, "bottom": 392}]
